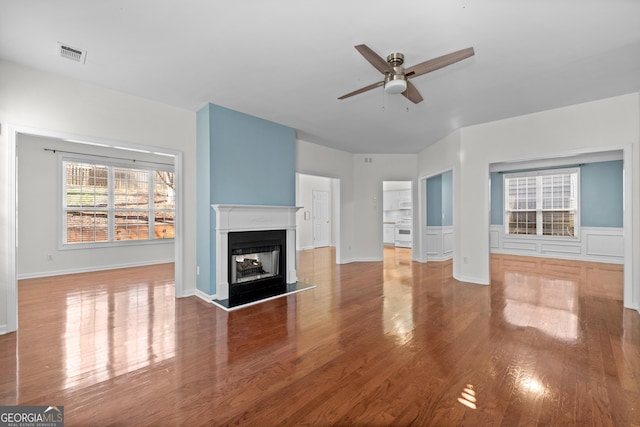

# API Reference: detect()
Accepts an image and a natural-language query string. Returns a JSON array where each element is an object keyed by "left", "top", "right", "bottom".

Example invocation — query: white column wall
[{"left": 417, "top": 131, "right": 460, "bottom": 269}]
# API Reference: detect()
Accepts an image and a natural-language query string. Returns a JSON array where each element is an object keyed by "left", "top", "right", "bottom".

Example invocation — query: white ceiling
[{"left": 1, "top": 1, "right": 639, "bottom": 154}]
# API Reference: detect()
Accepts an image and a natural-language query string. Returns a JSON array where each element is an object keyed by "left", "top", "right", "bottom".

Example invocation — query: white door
[{"left": 312, "top": 190, "right": 330, "bottom": 248}]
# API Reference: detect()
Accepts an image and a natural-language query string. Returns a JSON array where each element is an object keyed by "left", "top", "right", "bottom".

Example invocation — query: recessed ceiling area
[{"left": 1, "top": 1, "right": 638, "bottom": 153}]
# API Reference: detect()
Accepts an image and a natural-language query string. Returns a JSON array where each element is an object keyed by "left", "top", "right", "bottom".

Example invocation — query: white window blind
[
  {"left": 63, "top": 158, "right": 175, "bottom": 246},
  {"left": 504, "top": 169, "right": 578, "bottom": 238}
]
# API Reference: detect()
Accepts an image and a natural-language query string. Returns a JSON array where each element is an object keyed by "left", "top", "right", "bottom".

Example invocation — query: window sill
[{"left": 59, "top": 238, "right": 174, "bottom": 251}]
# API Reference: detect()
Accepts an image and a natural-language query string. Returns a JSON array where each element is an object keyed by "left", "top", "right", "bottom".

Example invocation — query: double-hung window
[
  {"left": 62, "top": 157, "right": 175, "bottom": 246},
  {"left": 504, "top": 169, "right": 579, "bottom": 238}
]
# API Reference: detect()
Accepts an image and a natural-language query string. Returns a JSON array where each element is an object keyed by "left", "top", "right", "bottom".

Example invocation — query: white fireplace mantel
[{"left": 211, "top": 204, "right": 302, "bottom": 300}]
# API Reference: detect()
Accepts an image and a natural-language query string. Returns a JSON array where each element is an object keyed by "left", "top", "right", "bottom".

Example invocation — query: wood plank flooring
[{"left": 1, "top": 248, "right": 638, "bottom": 426}]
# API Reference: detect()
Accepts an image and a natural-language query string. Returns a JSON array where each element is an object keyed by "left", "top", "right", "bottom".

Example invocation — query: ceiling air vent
[{"left": 57, "top": 42, "right": 87, "bottom": 63}]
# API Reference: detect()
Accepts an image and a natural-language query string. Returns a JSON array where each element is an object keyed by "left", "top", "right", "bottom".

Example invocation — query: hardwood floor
[{"left": 1, "top": 248, "right": 638, "bottom": 426}]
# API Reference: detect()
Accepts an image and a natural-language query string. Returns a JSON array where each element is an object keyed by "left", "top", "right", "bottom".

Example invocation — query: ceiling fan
[{"left": 338, "top": 44, "right": 475, "bottom": 104}]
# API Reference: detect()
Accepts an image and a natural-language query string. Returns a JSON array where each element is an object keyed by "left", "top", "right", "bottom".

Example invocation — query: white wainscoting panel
[
  {"left": 490, "top": 225, "right": 623, "bottom": 264},
  {"left": 540, "top": 243, "right": 581, "bottom": 255},
  {"left": 586, "top": 231, "right": 625, "bottom": 257},
  {"left": 426, "top": 226, "right": 453, "bottom": 261},
  {"left": 503, "top": 241, "right": 538, "bottom": 252}
]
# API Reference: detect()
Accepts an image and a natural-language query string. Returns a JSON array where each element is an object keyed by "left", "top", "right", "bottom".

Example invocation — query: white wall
[
  {"left": 296, "top": 142, "right": 419, "bottom": 263},
  {"left": 420, "top": 93, "right": 640, "bottom": 310},
  {"left": 351, "top": 154, "right": 418, "bottom": 262},
  {"left": 0, "top": 60, "right": 196, "bottom": 333},
  {"left": 16, "top": 134, "right": 175, "bottom": 278},
  {"left": 296, "top": 139, "right": 353, "bottom": 263},
  {"left": 383, "top": 181, "right": 411, "bottom": 191}
]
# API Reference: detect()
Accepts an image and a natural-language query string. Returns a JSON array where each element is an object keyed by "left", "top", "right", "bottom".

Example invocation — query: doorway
[
  {"left": 424, "top": 171, "right": 453, "bottom": 261},
  {"left": 5, "top": 126, "right": 183, "bottom": 334},
  {"left": 296, "top": 173, "right": 339, "bottom": 255},
  {"left": 488, "top": 150, "right": 628, "bottom": 305},
  {"left": 382, "top": 181, "right": 413, "bottom": 253}
]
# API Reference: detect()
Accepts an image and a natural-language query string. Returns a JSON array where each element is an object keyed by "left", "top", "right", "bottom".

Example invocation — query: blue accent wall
[
  {"left": 426, "top": 171, "right": 453, "bottom": 227},
  {"left": 196, "top": 103, "right": 297, "bottom": 295},
  {"left": 426, "top": 175, "right": 442, "bottom": 226},
  {"left": 490, "top": 172, "right": 503, "bottom": 225},
  {"left": 489, "top": 161, "right": 623, "bottom": 227},
  {"left": 209, "top": 104, "right": 296, "bottom": 206},
  {"left": 580, "top": 160, "right": 623, "bottom": 227},
  {"left": 442, "top": 170, "right": 453, "bottom": 226}
]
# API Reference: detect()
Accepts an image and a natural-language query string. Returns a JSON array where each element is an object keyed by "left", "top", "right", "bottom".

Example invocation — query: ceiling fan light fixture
[{"left": 384, "top": 78, "right": 407, "bottom": 94}]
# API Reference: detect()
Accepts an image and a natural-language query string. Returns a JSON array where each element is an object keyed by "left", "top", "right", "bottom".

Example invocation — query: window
[
  {"left": 504, "top": 169, "right": 578, "bottom": 238},
  {"left": 63, "top": 158, "right": 175, "bottom": 246}
]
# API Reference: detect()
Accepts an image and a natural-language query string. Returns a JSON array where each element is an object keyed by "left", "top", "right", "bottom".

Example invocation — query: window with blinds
[
  {"left": 63, "top": 158, "right": 175, "bottom": 246},
  {"left": 504, "top": 169, "right": 578, "bottom": 238}
]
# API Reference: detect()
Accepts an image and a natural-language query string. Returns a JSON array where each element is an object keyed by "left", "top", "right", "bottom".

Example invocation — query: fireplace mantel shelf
[
  {"left": 212, "top": 204, "right": 302, "bottom": 210},
  {"left": 212, "top": 204, "right": 302, "bottom": 232}
]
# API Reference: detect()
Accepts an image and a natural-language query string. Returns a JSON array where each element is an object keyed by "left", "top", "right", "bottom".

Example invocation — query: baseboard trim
[
  {"left": 180, "top": 288, "right": 196, "bottom": 298},
  {"left": 427, "top": 255, "right": 453, "bottom": 262},
  {"left": 338, "top": 257, "right": 383, "bottom": 264},
  {"left": 453, "top": 273, "right": 490, "bottom": 285},
  {"left": 17, "top": 259, "right": 175, "bottom": 280},
  {"left": 195, "top": 289, "right": 216, "bottom": 303}
]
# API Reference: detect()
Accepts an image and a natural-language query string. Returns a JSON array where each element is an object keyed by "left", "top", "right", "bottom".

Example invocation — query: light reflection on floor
[
  {"left": 502, "top": 272, "right": 579, "bottom": 341},
  {"left": 383, "top": 247, "right": 415, "bottom": 344},
  {"left": 63, "top": 281, "right": 175, "bottom": 389}
]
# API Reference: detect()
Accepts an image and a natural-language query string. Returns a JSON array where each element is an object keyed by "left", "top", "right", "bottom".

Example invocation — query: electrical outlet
[
  {"left": 47, "top": 254, "right": 53, "bottom": 261},
  {"left": 196, "top": 265, "right": 200, "bottom": 275}
]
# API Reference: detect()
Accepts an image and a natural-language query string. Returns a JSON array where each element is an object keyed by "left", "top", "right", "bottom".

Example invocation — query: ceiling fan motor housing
[
  {"left": 386, "top": 52, "right": 404, "bottom": 66},
  {"left": 384, "top": 53, "right": 407, "bottom": 94}
]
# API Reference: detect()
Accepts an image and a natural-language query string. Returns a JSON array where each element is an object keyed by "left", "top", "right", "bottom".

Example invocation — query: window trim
[
  {"left": 59, "top": 153, "right": 175, "bottom": 250},
  {"left": 502, "top": 167, "right": 581, "bottom": 242}
]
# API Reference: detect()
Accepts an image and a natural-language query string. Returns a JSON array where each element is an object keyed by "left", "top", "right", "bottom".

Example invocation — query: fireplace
[
  {"left": 211, "top": 204, "right": 301, "bottom": 307},
  {"left": 228, "top": 229, "right": 286, "bottom": 303}
]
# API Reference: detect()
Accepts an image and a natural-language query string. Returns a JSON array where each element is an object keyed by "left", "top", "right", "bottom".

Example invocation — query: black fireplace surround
[{"left": 227, "top": 229, "right": 286, "bottom": 305}]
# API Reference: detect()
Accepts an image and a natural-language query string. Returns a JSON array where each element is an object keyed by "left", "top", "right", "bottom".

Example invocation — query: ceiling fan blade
[
  {"left": 405, "top": 47, "right": 475, "bottom": 78},
  {"left": 402, "top": 81, "right": 423, "bottom": 104},
  {"left": 338, "top": 81, "right": 384, "bottom": 100},
  {"left": 354, "top": 44, "right": 393, "bottom": 74}
]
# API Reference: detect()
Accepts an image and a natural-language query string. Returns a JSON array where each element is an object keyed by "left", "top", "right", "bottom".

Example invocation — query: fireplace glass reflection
[
  {"left": 227, "top": 229, "right": 287, "bottom": 304},
  {"left": 230, "top": 244, "right": 280, "bottom": 285}
]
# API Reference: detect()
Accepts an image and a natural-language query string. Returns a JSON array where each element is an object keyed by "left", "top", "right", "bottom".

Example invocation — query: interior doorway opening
[
  {"left": 296, "top": 173, "right": 340, "bottom": 261},
  {"left": 488, "top": 151, "right": 626, "bottom": 302},
  {"left": 423, "top": 171, "right": 453, "bottom": 262},
  {"left": 382, "top": 181, "right": 413, "bottom": 256},
  {"left": 5, "top": 126, "right": 183, "bottom": 334}
]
